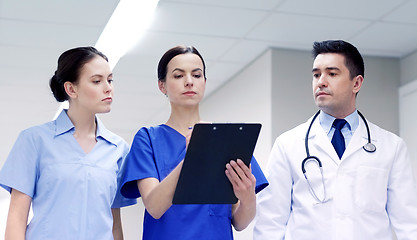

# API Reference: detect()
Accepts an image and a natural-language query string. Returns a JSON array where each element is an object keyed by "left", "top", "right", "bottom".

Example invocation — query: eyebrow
[
  {"left": 172, "top": 68, "right": 203, "bottom": 73},
  {"left": 90, "top": 73, "right": 113, "bottom": 78},
  {"left": 312, "top": 67, "right": 340, "bottom": 72}
]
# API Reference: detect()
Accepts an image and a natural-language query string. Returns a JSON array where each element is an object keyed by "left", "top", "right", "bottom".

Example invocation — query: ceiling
[{"left": 1, "top": 0, "right": 417, "bottom": 145}]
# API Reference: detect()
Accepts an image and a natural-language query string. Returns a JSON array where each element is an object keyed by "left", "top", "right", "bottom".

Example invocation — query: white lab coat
[{"left": 254, "top": 114, "right": 417, "bottom": 240}]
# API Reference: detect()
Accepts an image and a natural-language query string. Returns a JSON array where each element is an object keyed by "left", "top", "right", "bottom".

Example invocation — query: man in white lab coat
[{"left": 253, "top": 40, "right": 417, "bottom": 240}]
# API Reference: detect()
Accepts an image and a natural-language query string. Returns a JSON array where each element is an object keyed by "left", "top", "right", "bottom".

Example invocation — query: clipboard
[{"left": 172, "top": 123, "right": 262, "bottom": 204}]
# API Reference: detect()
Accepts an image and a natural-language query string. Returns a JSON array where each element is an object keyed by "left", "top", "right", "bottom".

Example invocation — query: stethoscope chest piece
[
  {"left": 363, "top": 142, "right": 376, "bottom": 153},
  {"left": 357, "top": 110, "right": 377, "bottom": 153}
]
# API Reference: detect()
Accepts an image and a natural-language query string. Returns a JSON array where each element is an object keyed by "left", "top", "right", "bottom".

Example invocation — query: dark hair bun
[{"left": 49, "top": 72, "right": 67, "bottom": 102}]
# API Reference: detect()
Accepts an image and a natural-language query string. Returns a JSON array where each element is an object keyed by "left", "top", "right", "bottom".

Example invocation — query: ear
[
  {"left": 352, "top": 75, "right": 363, "bottom": 94},
  {"left": 158, "top": 80, "right": 167, "bottom": 95},
  {"left": 64, "top": 82, "right": 78, "bottom": 99}
]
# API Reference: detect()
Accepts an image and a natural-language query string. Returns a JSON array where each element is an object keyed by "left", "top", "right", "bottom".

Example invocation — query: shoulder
[
  {"left": 6, "top": 121, "right": 55, "bottom": 156},
  {"left": 107, "top": 130, "right": 128, "bottom": 148},
  {"left": 18, "top": 121, "right": 55, "bottom": 140},
  {"left": 133, "top": 124, "right": 169, "bottom": 139},
  {"left": 130, "top": 125, "right": 162, "bottom": 147},
  {"left": 367, "top": 120, "right": 403, "bottom": 143},
  {"left": 275, "top": 121, "right": 309, "bottom": 143},
  {"left": 98, "top": 125, "right": 128, "bottom": 149}
]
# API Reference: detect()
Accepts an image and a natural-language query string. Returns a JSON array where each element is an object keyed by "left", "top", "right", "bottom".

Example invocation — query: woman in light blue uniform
[
  {"left": 0, "top": 47, "right": 135, "bottom": 240},
  {"left": 120, "top": 46, "right": 268, "bottom": 239}
]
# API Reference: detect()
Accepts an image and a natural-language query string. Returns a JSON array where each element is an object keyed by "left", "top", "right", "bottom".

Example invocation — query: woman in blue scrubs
[
  {"left": 121, "top": 46, "right": 268, "bottom": 239},
  {"left": 0, "top": 47, "right": 135, "bottom": 240}
]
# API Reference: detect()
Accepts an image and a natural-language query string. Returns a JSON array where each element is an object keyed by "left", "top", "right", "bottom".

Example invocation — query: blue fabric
[
  {"left": 0, "top": 110, "right": 136, "bottom": 240},
  {"left": 331, "top": 119, "right": 347, "bottom": 159},
  {"left": 121, "top": 124, "right": 268, "bottom": 240},
  {"left": 319, "top": 110, "right": 358, "bottom": 146}
]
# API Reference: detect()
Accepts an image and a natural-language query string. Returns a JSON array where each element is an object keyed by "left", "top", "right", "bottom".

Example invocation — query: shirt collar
[
  {"left": 54, "top": 110, "right": 119, "bottom": 146},
  {"left": 95, "top": 117, "right": 119, "bottom": 146},
  {"left": 55, "top": 110, "right": 75, "bottom": 136},
  {"left": 319, "top": 109, "right": 359, "bottom": 134}
]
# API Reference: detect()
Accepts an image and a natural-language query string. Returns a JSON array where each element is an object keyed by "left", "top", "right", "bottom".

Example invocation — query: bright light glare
[
  {"left": 54, "top": 0, "right": 159, "bottom": 119},
  {"left": 95, "top": 0, "right": 159, "bottom": 69}
]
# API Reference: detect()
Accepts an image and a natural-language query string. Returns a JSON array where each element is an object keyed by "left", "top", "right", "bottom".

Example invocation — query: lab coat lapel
[
  {"left": 342, "top": 116, "right": 372, "bottom": 160},
  {"left": 307, "top": 118, "right": 340, "bottom": 166}
]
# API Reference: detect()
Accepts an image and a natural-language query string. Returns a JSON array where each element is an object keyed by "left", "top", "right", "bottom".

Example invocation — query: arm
[
  {"left": 137, "top": 161, "right": 184, "bottom": 219},
  {"left": 112, "top": 208, "right": 123, "bottom": 240},
  {"left": 253, "top": 138, "right": 293, "bottom": 240},
  {"left": 386, "top": 139, "right": 417, "bottom": 239},
  {"left": 226, "top": 159, "right": 257, "bottom": 231},
  {"left": 136, "top": 127, "right": 193, "bottom": 219},
  {"left": 5, "top": 189, "right": 31, "bottom": 240}
]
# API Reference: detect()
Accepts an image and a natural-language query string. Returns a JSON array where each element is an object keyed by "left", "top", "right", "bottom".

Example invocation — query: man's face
[{"left": 312, "top": 53, "right": 362, "bottom": 118}]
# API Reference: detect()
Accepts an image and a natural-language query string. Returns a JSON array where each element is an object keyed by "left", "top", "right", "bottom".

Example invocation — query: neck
[
  {"left": 66, "top": 105, "right": 97, "bottom": 138},
  {"left": 322, "top": 104, "right": 356, "bottom": 119},
  {"left": 166, "top": 105, "right": 201, "bottom": 136}
]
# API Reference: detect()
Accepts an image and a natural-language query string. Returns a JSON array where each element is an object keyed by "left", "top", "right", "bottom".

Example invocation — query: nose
[
  {"left": 316, "top": 74, "right": 328, "bottom": 88},
  {"left": 184, "top": 74, "right": 193, "bottom": 87},
  {"left": 104, "top": 81, "right": 113, "bottom": 93}
]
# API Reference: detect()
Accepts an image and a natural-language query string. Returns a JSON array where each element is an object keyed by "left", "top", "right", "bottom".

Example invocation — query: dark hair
[
  {"left": 312, "top": 40, "right": 364, "bottom": 79},
  {"left": 157, "top": 45, "right": 206, "bottom": 82},
  {"left": 49, "top": 46, "right": 108, "bottom": 102}
]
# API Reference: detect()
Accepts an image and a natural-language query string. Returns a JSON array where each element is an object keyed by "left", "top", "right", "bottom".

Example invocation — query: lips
[
  {"left": 102, "top": 97, "right": 112, "bottom": 102},
  {"left": 315, "top": 90, "right": 330, "bottom": 97},
  {"left": 183, "top": 91, "right": 196, "bottom": 96}
]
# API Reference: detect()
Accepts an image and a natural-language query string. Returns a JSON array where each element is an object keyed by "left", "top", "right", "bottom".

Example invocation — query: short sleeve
[
  {"left": 111, "top": 141, "right": 137, "bottom": 208},
  {"left": 120, "top": 128, "right": 158, "bottom": 199},
  {"left": 0, "top": 129, "right": 39, "bottom": 197},
  {"left": 251, "top": 156, "right": 269, "bottom": 194}
]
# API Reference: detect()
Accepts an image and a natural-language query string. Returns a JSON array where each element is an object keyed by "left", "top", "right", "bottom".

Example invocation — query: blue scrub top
[
  {"left": 121, "top": 124, "right": 268, "bottom": 240},
  {"left": 0, "top": 110, "right": 136, "bottom": 240}
]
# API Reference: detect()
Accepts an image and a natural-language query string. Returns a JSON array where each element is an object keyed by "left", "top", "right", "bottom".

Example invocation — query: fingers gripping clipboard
[{"left": 172, "top": 123, "right": 262, "bottom": 204}]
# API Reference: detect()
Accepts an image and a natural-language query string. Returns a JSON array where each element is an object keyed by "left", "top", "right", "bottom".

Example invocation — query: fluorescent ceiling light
[
  {"left": 54, "top": 0, "right": 159, "bottom": 119},
  {"left": 95, "top": 0, "right": 159, "bottom": 69}
]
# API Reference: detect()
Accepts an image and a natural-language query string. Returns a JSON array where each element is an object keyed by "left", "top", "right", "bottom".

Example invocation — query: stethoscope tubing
[{"left": 302, "top": 110, "right": 376, "bottom": 203}]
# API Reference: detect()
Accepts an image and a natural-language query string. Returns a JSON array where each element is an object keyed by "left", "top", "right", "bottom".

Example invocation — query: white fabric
[{"left": 254, "top": 114, "right": 417, "bottom": 240}]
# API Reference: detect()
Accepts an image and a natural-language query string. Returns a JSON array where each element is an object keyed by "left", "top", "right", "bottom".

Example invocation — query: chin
[
  {"left": 315, "top": 102, "right": 331, "bottom": 113},
  {"left": 97, "top": 107, "right": 111, "bottom": 114},
  {"left": 315, "top": 100, "right": 325, "bottom": 108}
]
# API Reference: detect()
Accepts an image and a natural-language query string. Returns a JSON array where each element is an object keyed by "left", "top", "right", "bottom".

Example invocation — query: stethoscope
[{"left": 301, "top": 110, "right": 376, "bottom": 203}]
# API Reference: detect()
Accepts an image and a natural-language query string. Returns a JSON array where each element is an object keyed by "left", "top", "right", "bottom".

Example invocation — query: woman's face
[
  {"left": 159, "top": 53, "right": 206, "bottom": 108},
  {"left": 69, "top": 56, "right": 114, "bottom": 114}
]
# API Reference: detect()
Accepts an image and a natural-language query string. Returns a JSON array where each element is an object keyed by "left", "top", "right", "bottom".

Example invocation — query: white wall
[
  {"left": 399, "top": 49, "right": 417, "bottom": 174},
  {"left": 358, "top": 56, "right": 400, "bottom": 134},
  {"left": 401, "top": 50, "right": 417, "bottom": 86},
  {"left": 201, "top": 50, "right": 272, "bottom": 169},
  {"left": 399, "top": 80, "right": 417, "bottom": 177},
  {"left": 270, "top": 48, "right": 317, "bottom": 139},
  {"left": 399, "top": 49, "right": 417, "bottom": 177}
]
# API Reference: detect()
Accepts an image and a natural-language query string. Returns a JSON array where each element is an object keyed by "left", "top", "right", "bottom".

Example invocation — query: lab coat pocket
[{"left": 355, "top": 166, "right": 388, "bottom": 213}]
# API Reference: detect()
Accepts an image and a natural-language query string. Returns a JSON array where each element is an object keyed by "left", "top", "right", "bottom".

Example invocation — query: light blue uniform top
[{"left": 0, "top": 110, "right": 136, "bottom": 240}]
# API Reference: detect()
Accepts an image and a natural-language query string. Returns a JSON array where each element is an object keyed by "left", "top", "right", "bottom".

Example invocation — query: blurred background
[{"left": 1, "top": 0, "right": 417, "bottom": 239}]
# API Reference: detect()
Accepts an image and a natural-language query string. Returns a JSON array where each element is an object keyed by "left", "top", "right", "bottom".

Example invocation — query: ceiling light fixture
[
  {"left": 95, "top": 0, "right": 160, "bottom": 69},
  {"left": 54, "top": 0, "right": 159, "bottom": 119}
]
